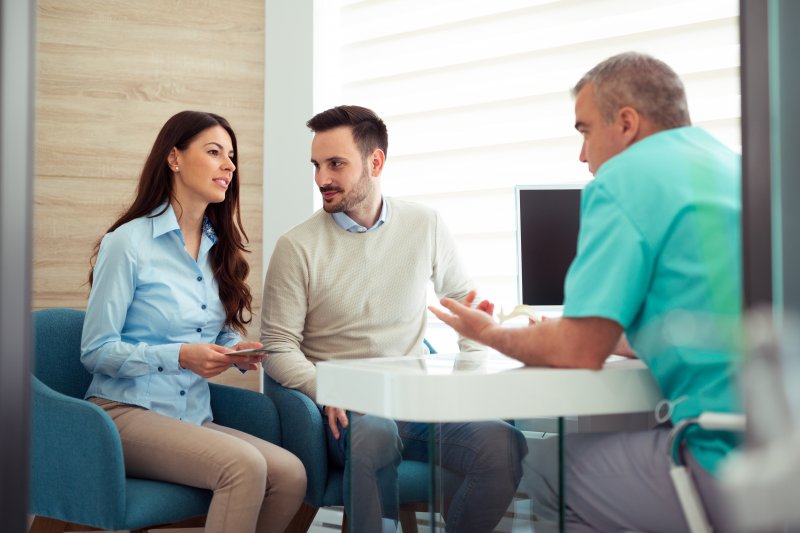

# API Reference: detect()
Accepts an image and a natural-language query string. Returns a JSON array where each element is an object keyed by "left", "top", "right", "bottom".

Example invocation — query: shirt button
[
  {"left": 197, "top": 276, "right": 203, "bottom": 282},
  {"left": 201, "top": 304, "right": 207, "bottom": 310},
  {"left": 180, "top": 390, "right": 186, "bottom": 396},
  {"left": 157, "top": 366, "right": 163, "bottom": 372},
  {"left": 196, "top": 327, "right": 202, "bottom": 333}
]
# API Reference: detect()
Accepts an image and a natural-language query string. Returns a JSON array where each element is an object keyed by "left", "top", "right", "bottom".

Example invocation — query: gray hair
[{"left": 572, "top": 52, "right": 691, "bottom": 130}]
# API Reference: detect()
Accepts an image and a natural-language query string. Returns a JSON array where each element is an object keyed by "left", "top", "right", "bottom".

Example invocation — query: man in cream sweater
[{"left": 261, "top": 105, "right": 526, "bottom": 532}]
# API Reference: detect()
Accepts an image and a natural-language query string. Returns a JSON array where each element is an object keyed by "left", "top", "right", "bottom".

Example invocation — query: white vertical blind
[{"left": 314, "top": 0, "right": 741, "bottom": 352}]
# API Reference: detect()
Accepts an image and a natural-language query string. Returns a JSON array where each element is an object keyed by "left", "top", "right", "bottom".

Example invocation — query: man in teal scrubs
[{"left": 430, "top": 52, "right": 741, "bottom": 531}]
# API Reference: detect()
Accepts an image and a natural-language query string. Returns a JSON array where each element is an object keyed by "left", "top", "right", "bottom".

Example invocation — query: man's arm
[
  {"left": 260, "top": 235, "right": 352, "bottom": 437},
  {"left": 429, "top": 211, "right": 486, "bottom": 352},
  {"left": 613, "top": 333, "right": 637, "bottom": 358},
  {"left": 429, "top": 294, "right": 622, "bottom": 369},
  {"left": 260, "top": 235, "right": 319, "bottom": 400}
]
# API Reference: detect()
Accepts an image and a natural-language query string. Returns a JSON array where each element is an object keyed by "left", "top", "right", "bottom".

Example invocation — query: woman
[{"left": 81, "top": 110, "right": 306, "bottom": 533}]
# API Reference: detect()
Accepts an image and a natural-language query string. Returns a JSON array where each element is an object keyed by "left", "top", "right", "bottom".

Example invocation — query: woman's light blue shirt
[{"left": 81, "top": 204, "right": 241, "bottom": 425}]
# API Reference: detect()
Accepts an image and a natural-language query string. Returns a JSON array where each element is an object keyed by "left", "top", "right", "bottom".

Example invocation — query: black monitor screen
[{"left": 516, "top": 186, "right": 583, "bottom": 306}]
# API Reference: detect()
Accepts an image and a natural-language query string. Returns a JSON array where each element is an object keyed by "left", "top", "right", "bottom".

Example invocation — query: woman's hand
[
  {"left": 230, "top": 340, "right": 265, "bottom": 371},
  {"left": 178, "top": 343, "right": 262, "bottom": 378}
]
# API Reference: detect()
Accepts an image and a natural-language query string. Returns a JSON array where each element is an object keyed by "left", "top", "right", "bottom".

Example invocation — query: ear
[
  {"left": 617, "top": 106, "right": 641, "bottom": 146},
  {"left": 167, "top": 147, "right": 180, "bottom": 169},
  {"left": 369, "top": 148, "right": 386, "bottom": 177}
]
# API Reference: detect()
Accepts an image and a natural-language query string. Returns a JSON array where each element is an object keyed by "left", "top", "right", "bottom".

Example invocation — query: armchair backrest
[{"left": 32, "top": 308, "right": 91, "bottom": 399}]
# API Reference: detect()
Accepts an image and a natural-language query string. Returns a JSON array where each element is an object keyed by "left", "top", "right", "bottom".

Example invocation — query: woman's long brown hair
[{"left": 89, "top": 110, "right": 252, "bottom": 334}]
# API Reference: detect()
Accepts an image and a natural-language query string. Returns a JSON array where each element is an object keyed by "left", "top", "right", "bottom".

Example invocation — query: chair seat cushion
[
  {"left": 320, "top": 460, "right": 462, "bottom": 508},
  {"left": 398, "top": 461, "right": 432, "bottom": 502},
  {"left": 122, "top": 478, "right": 211, "bottom": 530}
]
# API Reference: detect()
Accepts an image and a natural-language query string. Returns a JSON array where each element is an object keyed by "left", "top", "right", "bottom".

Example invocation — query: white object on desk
[
  {"left": 316, "top": 351, "right": 662, "bottom": 422},
  {"left": 497, "top": 304, "right": 542, "bottom": 324}
]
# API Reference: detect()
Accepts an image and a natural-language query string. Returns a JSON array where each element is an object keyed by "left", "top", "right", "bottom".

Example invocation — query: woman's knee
[
  {"left": 222, "top": 442, "right": 269, "bottom": 491},
  {"left": 269, "top": 449, "right": 307, "bottom": 500}
]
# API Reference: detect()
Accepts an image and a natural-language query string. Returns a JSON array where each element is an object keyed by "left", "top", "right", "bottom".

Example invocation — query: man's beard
[{"left": 321, "top": 166, "right": 373, "bottom": 214}]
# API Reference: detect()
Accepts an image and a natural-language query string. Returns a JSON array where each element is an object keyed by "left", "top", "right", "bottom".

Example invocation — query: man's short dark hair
[{"left": 307, "top": 105, "right": 389, "bottom": 159}]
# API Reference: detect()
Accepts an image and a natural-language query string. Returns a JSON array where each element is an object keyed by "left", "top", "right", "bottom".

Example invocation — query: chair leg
[
  {"left": 139, "top": 515, "right": 206, "bottom": 531},
  {"left": 285, "top": 502, "right": 319, "bottom": 533},
  {"left": 340, "top": 512, "right": 347, "bottom": 533},
  {"left": 398, "top": 509, "right": 419, "bottom": 533},
  {"left": 29, "top": 516, "right": 67, "bottom": 533}
]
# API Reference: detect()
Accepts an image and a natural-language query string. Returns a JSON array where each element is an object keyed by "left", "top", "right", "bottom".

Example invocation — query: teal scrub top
[{"left": 563, "top": 126, "right": 742, "bottom": 474}]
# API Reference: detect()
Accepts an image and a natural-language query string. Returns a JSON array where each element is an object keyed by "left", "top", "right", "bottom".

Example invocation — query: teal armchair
[{"left": 29, "top": 308, "right": 282, "bottom": 533}]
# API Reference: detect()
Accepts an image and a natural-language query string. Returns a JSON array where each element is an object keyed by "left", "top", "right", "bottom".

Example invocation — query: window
[{"left": 314, "top": 0, "right": 741, "bottom": 352}]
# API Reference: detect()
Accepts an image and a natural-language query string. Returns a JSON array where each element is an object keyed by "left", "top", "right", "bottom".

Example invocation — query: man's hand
[
  {"left": 428, "top": 290, "right": 499, "bottom": 345},
  {"left": 466, "top": 290, "right": 495, "bottom": 316},
  {"left": 323, "top": 405, "right": 349, "bottom": 439}
]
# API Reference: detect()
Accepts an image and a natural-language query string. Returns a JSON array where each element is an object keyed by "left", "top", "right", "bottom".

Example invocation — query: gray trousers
[
  {"left": 328, "top": 412, "right": 528, "bottom": 533},
  {"left": 521, "top": 428, "right": 728, "bottom": 532}
]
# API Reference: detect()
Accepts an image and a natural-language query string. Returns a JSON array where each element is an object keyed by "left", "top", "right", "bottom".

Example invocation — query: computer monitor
[{"left": 515, "top": 184, "right": 584, "bottom": 313}]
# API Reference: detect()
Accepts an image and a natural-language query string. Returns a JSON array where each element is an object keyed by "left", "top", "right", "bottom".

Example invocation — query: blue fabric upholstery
[
  {"left": 209, "top": 382, "right": 281, "bottom": 444},
  {"left": 30, "top": 308, "right": 281, "bottom": 531},
  {"left": 264, "top": 372, "right": 440, "bottom": 510},
  {"left": 423, "top": 338, "right": 437, "bottom": 354},
  {"left": 32, "top": 308, "right": 92, "bottom": 399},
  {"left": 264, "top": 375, "right": 331, "bottom": 506}
]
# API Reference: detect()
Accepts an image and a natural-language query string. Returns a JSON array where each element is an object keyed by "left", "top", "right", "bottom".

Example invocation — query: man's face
[
  {"left": 574, "top": 83, "right": 628, "bottom": 175},
  {"left": 311, "top": 126, "right": 374, "bottom": 214}
]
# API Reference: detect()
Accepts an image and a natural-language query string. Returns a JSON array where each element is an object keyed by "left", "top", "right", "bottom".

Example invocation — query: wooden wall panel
[{"left": 35, "top": 1, "right": 265, "bottom": 390}]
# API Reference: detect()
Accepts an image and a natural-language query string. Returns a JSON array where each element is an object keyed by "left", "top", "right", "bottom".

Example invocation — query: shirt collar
[
  {"left": 201, "top": 217, "right": 218, "bottom": 244},
  {"left": 331, "top": 197, "right": 388, "bottom": 233},
  {"left": 150, "top": 203, "right": 217, "bottom": 244},
  {"left": 151, "top": 204, "right": 180, "bottom": 238}
]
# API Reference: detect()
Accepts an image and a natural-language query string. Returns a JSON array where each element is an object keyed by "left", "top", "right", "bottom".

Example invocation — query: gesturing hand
[
  {"left": 428, "top": 290, "right": 498, "bottom": 344},
  {"left": 178, "top": 343, "right": 261, "bottom": 378},
  {"left": 464, "top": 290, "right": 495, "bottom": 316}
]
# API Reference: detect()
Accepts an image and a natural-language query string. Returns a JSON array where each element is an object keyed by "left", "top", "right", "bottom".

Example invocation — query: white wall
[{"left": 263, "top": 0, "right": 316, "bottom": 270}]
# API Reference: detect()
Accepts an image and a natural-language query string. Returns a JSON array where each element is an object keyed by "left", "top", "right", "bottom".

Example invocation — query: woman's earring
[{"left": 174, "top": 166, "right": 179, "bottom": 171}]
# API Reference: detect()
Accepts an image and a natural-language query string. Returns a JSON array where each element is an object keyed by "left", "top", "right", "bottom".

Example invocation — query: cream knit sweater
[{"left": 260, "top": 198, "right": 480, "bottom": 400}]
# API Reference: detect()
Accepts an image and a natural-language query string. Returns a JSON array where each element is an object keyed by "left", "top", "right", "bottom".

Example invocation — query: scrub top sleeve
[{"left": 562, "top": 183, "right": 654, "bottom": 329}]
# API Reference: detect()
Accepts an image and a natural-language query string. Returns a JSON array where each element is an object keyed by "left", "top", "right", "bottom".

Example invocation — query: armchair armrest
[
  {"left": 263, "top": 374, "right": 329, "bottom": 507},
  {"left": 209, "top": 382, "right": 281, "bottom": 445},
  {"left": 30, "top": 376, "right": 127, "bottom": 529}
]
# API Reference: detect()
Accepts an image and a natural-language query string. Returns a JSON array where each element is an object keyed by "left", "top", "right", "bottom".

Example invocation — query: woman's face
[{"left": 169, "top": 125, "right": 235, "bottom": 208}]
